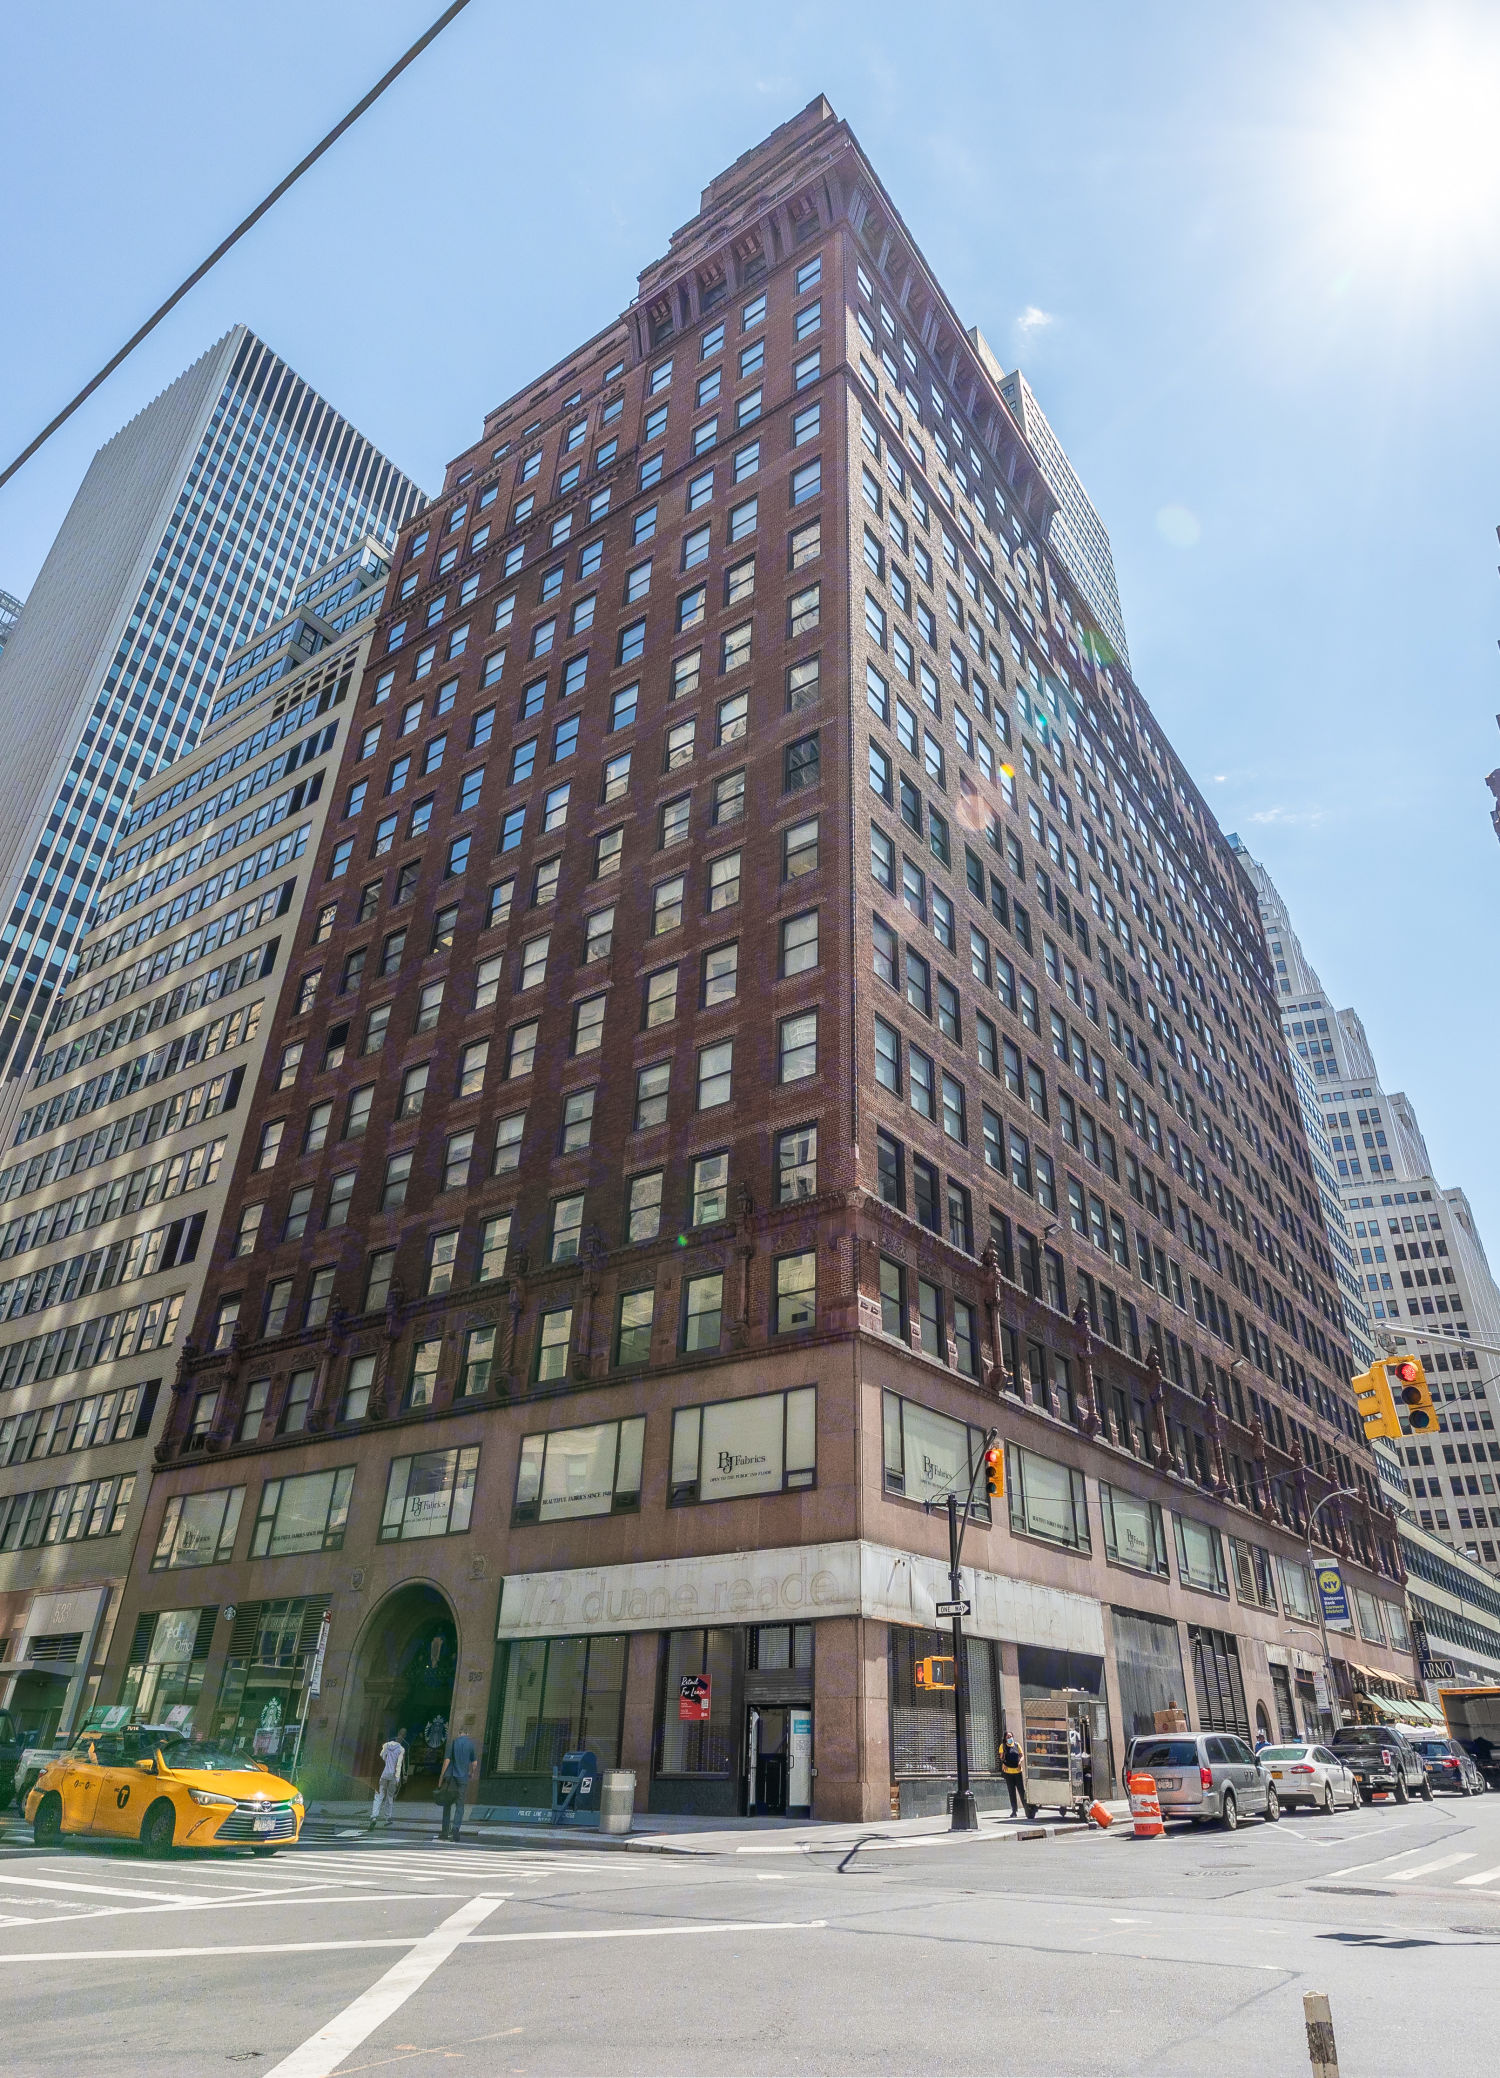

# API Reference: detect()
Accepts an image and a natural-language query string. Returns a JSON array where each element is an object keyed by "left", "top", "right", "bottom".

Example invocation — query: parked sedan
[
  {"left": 1257, "top": 1743, "right": 1359, "bottom": 1812},
  {"left": 1407, "top": 1736, "right": 1487, "bottom": 1796}
]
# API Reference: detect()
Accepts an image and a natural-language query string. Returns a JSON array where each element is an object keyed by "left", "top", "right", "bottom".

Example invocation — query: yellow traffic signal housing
[
  {"left": 915, "top": 1655, "right": 956, "bottom": 1691},
  {"left": 1351, "top": 1362, "right": 1401, "bottom": 1442},
  {"left": 1390, "top": 1356, "right": 1438, "bottom": 1434},
  {"left": 984, "top": 1444, "right": 1005, "bottom": 1502}
]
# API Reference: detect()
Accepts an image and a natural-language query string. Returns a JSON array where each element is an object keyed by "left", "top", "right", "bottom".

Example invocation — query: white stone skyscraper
[
  {"left": 0, "top": 328, "right": 424, "bottom": 1091},
  {"left": 1233, "top": 837, "right": 1500, "bottom": 1574}
]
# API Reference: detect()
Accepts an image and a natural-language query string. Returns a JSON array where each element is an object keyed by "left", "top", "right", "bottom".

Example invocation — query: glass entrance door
[{"left": 747, "top": 1706, "right": 789, "bottom": 1816}]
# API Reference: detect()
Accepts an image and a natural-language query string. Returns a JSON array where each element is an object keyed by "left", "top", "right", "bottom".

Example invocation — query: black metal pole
[{"left": 949, "top": 1491, "right": 977, "bottom": 1831}]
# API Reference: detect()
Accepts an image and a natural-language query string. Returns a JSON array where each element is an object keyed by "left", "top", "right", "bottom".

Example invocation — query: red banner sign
[{"left": 678, "top": 1673, "right": 711, "bottom": 1722}]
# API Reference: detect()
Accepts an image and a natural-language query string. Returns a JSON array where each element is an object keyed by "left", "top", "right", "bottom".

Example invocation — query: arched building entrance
[{"left": 343, "top": 1584, "right": 457, "bottom": 1793}]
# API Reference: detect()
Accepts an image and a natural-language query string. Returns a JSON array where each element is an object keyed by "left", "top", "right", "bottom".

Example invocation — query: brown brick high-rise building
[{"left": 111, "top": 99, "right": 1417, "bottom": 1820}]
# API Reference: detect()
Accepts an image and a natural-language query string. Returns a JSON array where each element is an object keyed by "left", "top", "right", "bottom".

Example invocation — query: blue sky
[{"left": 3, "top": 2, "right": 1498, "bottom": 1251}]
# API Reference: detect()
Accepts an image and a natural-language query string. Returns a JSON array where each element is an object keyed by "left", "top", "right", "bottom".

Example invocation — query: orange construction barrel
[
  {"left": 1128, "top": 1770, "right": 1163, "bottom": 1838},
  {"left": 1088, "top": 1799, "right": 1114, "bottom": 1829}
]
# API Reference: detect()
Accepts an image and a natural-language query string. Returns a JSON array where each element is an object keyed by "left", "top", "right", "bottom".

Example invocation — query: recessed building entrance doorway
[{"left": 345, "top": 1583, "right": 456, "bottom": 1792}]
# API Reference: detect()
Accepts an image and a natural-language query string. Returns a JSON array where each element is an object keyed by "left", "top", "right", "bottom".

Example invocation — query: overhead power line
[{"left": 0, "top": 0, "right": 474, "bottom": 496}]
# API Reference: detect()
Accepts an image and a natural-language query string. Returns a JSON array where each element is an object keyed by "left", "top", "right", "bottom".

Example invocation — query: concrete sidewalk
[{"left": 305, "top": 1797, "right": 1130, "bottom": 1855}]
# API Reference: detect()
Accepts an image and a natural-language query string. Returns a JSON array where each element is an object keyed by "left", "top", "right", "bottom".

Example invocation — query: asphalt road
[{"left": 2, "top": 1792, "right": 1499, "bottom": 2075}]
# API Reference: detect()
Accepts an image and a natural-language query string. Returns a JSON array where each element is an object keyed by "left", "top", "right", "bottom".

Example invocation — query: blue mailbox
[{"left": 552, "top": 1749, "right": 601, "bottom": 1819}]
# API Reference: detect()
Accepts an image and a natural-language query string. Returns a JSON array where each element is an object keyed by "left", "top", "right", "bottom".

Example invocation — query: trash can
[{"left": 598, "top": 1769, "right": 636, "bottom": 1834}]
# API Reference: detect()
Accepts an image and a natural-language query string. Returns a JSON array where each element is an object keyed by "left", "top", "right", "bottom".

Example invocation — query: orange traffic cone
[
  {"left": 1128, "top": 1771, "right": 1163, "bottom": 1838},
  {"left": 1088, "top": 1799, "right": 1113, "bottom": 1828}
]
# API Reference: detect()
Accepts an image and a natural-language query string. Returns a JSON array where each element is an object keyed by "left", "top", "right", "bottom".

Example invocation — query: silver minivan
[{"left": 1127, "top": 1732, "right": 1280, "bottom": 1828}]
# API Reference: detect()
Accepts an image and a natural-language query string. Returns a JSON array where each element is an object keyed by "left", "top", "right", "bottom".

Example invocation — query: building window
[
  {"left": 683, "top": 1273, "right": 723, "bottom": 1353},
  {"left": 603, "top": 1165, "right": 657, "bottom": 1249},
  {"left": 691, "top": 1153, "right": 729, "bottom": 1227},
  {"left": 1007, "top": 1443, "right": 1090, "bottom": 1551},
  {"left": 779, "top": 1012, "right": 818, "bottom": 1083},
  {"left": 426, "top": 1229, "right": 459, "bottom": 1296},
  {"left": 775, "top": 1123, "right": 817, "bottom": 1203},
  {"left": 697, "top": 1041, "right": 733, "bottom": 1109},
  {"left": 883, "top": 1391, "right": 994, "bottom": 1519},
  {"left": 616, "top": 1290, "right": 655, "bottom": 1367},
  {"left": 513, "top": 1416, "right": 644, "bottom": 1524},
  {"left": 667, "top": 1382, "right": 817, "bottom": 1517},
  {"left": 380, "top": 1447, "right": 480, "bottom": 1541},
  {"left": 550, "top": 1194, "right": 585, "bottom": 1264},
  {"left": 249, "top": 1467, "right": 354, "bottom": 1557},
  {"left": 407, "top": 1339, "right": 442, "bottom": 1409},
  {"left": 535, "top": 1307, "right": 573, "bottom": 1381},
  {"left": 774, "top": 1252, "right": 816, "bottom": 1333}
]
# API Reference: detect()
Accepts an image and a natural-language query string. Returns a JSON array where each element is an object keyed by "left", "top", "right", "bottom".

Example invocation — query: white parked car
[{"left": 1257, "top": 1742, "right": 1359, "bottom": 1812}]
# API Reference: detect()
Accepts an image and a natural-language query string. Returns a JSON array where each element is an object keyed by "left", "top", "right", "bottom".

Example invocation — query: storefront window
[
  {"left": 248, "top": 1467, "right": 354, "bottom": 1557},
  {"left": 380, "top": 1447, "right": 479, "bottom": 1541},
  {"left": 512, "top": 1418, "right": 644, "bottom": 1525},
  {"left": 1229, "top": 1536, "right": 1278, "bottom": 1610},
  {"left": 1007, "top": 1444, "right": 1089, "bottom": 1550},
  {"left": 888, "top": 1626, "right": 1002, "bottom": 1778},
  {"left": 151, "top": 1487, "right": 244, "bottom": 1569},
  {"left": 1110, "top": 1607, "right": 1188, "bottom": 1741},
  {"left": 1173, "top": 1514, "right": 1228, "bottom": 1597},
  {"left": 882, "top": 1391, "right": 991, "bottom": 1521},
  {"left": 658, "top": 1628, "right": 736, "bottom": 1775},
  {"left": 120, "top": 1606, "right": 216, "bottom": 1723},
  {"left": 1099, "top": 1483, "right": 1167, "bottom": 1575},
  {"left": 213, "top": 1597, "right": 329, "bottom": 1759},
  {"left": 493, "top": 1633, "right": 627, "bottom": 1776},
  {"left": 669, "top": 1386, "right": 815, "bottom": 1505}
]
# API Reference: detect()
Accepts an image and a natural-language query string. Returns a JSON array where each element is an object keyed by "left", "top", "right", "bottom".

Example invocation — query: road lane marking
[
  {"left": 0, "top": 1871, "right": 202, "bottom": 1904},
  {"left": 0, "top": 1915, "right": 828, "bottom": 1969},
  {"left": 1388, "top": 1853, "right": 1475, "bottom": 1882},
  {"left": 1455, "top": 1864, "right": 1500, "bottom": 1887},
  {"left": 0, "top": 1939, "right": 421, "bottom": 1962},
  {"left": 264, "top": 1896, "right": 505, "bottom": 2078},
  {"left": 466, "top": 1920, "right": 828, "bottom": 1943}
]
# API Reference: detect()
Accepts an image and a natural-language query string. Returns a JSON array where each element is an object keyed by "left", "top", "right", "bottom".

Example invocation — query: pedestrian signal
[
  {"left": 1390, "top": 1356, "right": 1437, "bottom": 1434},
  {"left": 984, "top": 1445, "right": 1005, "bottom": 1501},
  {"left": 915, "top": 1656, "right": 956, "bottom": 1691},
  {"left": 1351, "top": 1362, "right": 1401, "bottom": 1442}
]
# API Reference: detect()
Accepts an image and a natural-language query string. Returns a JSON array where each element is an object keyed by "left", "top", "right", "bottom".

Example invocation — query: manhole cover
[{"left": 1309, "top": 1885, "right": 1391, "bottom": 1897}]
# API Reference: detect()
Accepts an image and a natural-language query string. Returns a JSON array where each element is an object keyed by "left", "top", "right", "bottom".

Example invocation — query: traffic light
[
  {"left": 984, "top": 1444, "right": 1005, "bottom": 1502},
  {"left": 1390, "top": 1356, "right": 1438, "bottom": 1434},
  {"left": 915, "top": 1656, "right": 956, "bottom": 1691},
  {"left": 1351, "top": 1361, "right": 1401, "bottom": 1442}
]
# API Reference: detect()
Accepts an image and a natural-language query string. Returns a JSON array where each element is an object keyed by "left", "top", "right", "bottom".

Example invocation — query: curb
[{"left": 301, "top": 1812, "right": 1114, "bottom": 1857}]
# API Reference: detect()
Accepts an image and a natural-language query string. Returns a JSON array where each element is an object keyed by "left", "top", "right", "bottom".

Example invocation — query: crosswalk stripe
[
  {"left": 1454, "top": 1863, "right": 1500, "bottom": 1887},
  {"left": 1388, "top": 1852, "right": 1475, "bottom": 1881}
]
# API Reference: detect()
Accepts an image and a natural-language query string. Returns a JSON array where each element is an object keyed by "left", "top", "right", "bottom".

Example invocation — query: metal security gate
[{"left": 1189, "top": 1625, "right": 1250, "bottom": 1738}]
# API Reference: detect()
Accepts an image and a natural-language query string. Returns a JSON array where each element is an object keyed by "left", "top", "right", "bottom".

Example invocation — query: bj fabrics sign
[{"left": 678, "top": 1673, "right": 712, "bottom": 1723}]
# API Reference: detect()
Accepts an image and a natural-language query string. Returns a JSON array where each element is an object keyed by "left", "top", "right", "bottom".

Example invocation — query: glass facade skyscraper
[{"left": 0, "top": 327, "right": 424, "bottom": 1089}]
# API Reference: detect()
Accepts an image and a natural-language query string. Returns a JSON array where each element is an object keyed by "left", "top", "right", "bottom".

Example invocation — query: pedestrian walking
[
  {"left": 1000, "top": 1732, "right": 1025, "bottom": 1817},
  {"left": 370, "top": 1728, "right": 406, "bottom": 1828},
  {"left": 437, "top": 1726, "right": 478, "bottom": 1842}
]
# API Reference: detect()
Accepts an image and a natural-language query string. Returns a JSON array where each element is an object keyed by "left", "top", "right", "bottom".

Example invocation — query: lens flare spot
[{"left": 1157, "top": 504, "right": 1200, "bottom": 548}]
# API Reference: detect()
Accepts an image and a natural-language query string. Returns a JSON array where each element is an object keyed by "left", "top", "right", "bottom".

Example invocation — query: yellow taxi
[{"left": 25, "top": 1724, "right": 304, "bottom": 1855}]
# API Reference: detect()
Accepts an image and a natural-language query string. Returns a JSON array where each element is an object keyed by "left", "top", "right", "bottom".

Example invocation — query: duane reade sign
[{"left": 496, "top": 1540, "right": 1103, "bottom": 1656}]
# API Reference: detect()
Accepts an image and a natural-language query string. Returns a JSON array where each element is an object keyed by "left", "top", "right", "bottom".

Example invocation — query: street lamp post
[
  {"left": 1306, "top": 1486, "right": 1361, "bottom": 1736},
  {"left": 928, "top": 1427, "right": 998, "bottom": 1833}
]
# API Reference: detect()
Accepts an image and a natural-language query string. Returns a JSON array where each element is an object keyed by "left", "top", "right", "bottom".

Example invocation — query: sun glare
[{"left": 1315, "top": 25, "right": 1500, "bottom": 257}]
